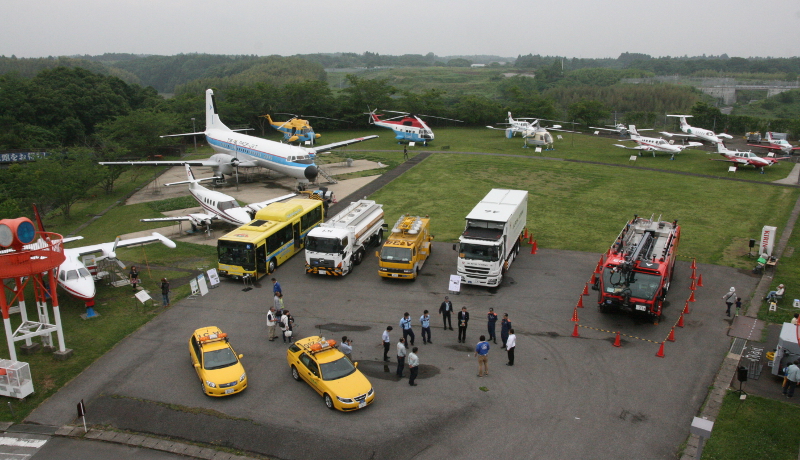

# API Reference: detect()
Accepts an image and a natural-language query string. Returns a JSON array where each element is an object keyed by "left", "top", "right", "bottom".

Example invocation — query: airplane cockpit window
[
  {"left": 66, "top": 270, "right": 79, "bottom": 281},
  {"left": 218, "top": 200, "right": 238, "bottom": 211},
  {"left": 78, "top": 268, "right": 91, "bottom": 277},
  {"left": 59, "top": 270, "right": 66, "bottom": 281}
]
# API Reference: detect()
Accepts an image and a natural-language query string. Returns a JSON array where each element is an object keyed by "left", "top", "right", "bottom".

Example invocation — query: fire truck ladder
[{"left": 623, "top": 231, "right": 655, "bottom": 269}]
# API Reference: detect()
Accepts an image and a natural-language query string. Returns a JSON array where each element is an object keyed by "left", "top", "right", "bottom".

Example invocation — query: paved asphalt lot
[{"left": 26, "top": 241, "right": 757, "bottom": 459}]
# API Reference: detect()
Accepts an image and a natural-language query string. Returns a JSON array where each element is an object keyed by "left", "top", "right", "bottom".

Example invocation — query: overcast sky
[{"left": 2, "top": 0, "right": 799, "bottom": 60}]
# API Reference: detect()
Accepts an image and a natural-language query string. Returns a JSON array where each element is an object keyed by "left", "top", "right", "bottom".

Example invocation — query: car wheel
[
  {"left": 324, "top": 393, "right": 334, "bottom": 410},
  {"left": 291, "top": 365, "right": 301, "bottom": 381},
  {"left": 268, "top": 259, "right": 276, "bottom": 274}
]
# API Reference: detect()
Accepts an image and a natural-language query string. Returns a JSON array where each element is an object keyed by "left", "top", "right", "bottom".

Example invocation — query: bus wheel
[{"left": 268, "top": 259, "right": 276, "bottom": 274}]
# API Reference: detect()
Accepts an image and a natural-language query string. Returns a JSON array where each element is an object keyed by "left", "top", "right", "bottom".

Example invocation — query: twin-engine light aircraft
[
  {"left": 748, "top": 132, "right": 800, "bottom": 155},
  {"left": 713, "top": 142, "right": 787, "bottom": 173},
  {"left": 590, "top": 123, "right": 653, "bottom": 137},
  {"left": 660, "top": 115, "right": 733, "bottom": 145},
  {"left": 100, "top": 89, "right": 378, "bottom": 186},
  {"left": 367, "top": 110, "right": 462, "bottom": 145},
  {"left": 613, "top": 125, "right": 703, "bottom": 159},
  {"left": 140, "top": 164, "right": 296, "bottom": 231},
  {"left": 262, "top": 114, "right": 348, "bottom": 145}
]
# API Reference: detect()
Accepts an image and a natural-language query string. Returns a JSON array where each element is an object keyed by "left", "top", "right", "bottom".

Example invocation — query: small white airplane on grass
[
  {"left": 140, "top": 164, "right": 296, "bottom": 231},
  {"left": 590, "top": 123, "right": 652, "bottom": 136},
  {"left": 613, "top": 125, "right": 703, "bottom": 160},
  {"left": 57, "top": 233, "right": 176, "bottom": 308},
  {"left": 712, "top": 142, "right": 788, "bottom": 174},
  {"left": 100, "top": 89, "right": 378, "bottom": 187},
  {"left": 660, "top": 115, "right": 733, "bottom": 145},
  {"left": 748, "top": 132, "right": 800, "bottom": 155}
]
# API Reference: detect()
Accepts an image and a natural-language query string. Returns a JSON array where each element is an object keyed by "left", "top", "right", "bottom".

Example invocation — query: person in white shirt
[
  {"left": 506, "top": 329, "right": 516, "bottom": 366},
  {"left": 339, "top": 336, "right": 353, "bottom": 361},
  {"left": 396, "top": 338, "right": 407, "bottom": 378},
  {"left": 266, "top": 306, "right": 277, "bottom": 341},
  {"left": 381, "top": 326, "right": 393, "bottom": 362},
  {"left": 408, "top": 347, "right": 419, "bottom": 386}
]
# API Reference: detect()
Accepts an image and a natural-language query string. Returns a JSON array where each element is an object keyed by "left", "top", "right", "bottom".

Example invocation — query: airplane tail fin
[
  {"left": 186, "top": 164, "right": 196, "bottom": 182},
  {"left": 628, "top": 125, "right": 639, "bottom": 136},
  {"left": 206, "top": 89, "right": 231, "bottom": 132},
  {"left": 716, "top": 142, "right": 726, "bottom": 154},
  {"left": 508, "top": 112, "right": 514, "bottom": 123}
]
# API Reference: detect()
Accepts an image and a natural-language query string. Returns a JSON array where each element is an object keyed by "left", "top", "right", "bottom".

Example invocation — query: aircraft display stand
[{"left": 0, "top": 221, "right": 72, "bottom": 362}]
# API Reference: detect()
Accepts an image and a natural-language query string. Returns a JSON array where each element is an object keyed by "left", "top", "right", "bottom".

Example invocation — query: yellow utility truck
[{"left": 377, "top": 215, "right": 433, "bottom": 280}]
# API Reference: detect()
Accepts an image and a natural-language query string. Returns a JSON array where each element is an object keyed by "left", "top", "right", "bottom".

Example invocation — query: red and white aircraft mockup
[
  {"left": 613, "top": 125, "right": 703, "bottom": 159},
  {"left": 748, "top": 132, "right": 800, "bottom": 155},
  {"left": 660, "top": 115, "right": 733, "bottom": 145},
  {"left": 713, "top": 142, "right": 788, "bottom": 173}
]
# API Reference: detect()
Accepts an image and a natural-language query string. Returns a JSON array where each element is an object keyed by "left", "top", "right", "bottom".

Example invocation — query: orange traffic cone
[
  {"left": 595, "top": 262, "right": 603, "bottom": 274},
  {"left": 598, "top": 255, "right": 604, "bottom": 266},
  {"left": 688, "top": 291, "right": 696, "bottom": 302},
  {"left": 690, "top": 279, "right": 696, "bottom": 291},
  {"left": 577, "top": 296, "right": 584, "bottom": 308},
  {"left": 613, "top": 331, "right": 621, "bottom": 347},
  {"left": 690, "top": 269, "right": 696, "bottom": 280},
  {"left": 590, "top": 272, "right": 597, "bottom": 284},
  {"left": 524, "top": 228, "right": 528, "bottom": 239},
  {"left": 582, "top": 283, "right": 589, "bottom": 296},
  {"left": 528, "top": 234, "right": 533, "bottom": 244},
  {"left": 572, "top": 323, "right": 580, "bottom": 337},
  {"left": 667, "top": 327, "right": 676, "bottom": 342},
  {"left": 697, "top": 274, "right": 704, "bottom": 287},
  {"left": 530, "top": 240, "right": 538, "bottom": 255},
  {"left": 683, "top": 300, "right": 690, "bottom": 314},
  {"left": 571, "top": 307, "right": 579, "bottom": 322},
  {"left": 656, "top": 341, "right": 665, "bottom": 358},
  {"left": 690, "top": 258, "right": 697, "bottom": 270},
  {"left": 678, "top": 312, "right": 685, "bottom": 328}
]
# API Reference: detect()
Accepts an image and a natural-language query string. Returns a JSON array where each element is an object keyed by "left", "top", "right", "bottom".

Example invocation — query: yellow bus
[{"left": 217, "top": 198, "right": 324, "bottom": 279}]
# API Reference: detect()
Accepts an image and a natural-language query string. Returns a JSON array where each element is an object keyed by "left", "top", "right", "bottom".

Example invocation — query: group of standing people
[
  {"left": 128, "top": 265, "right": 172, "bottom": 308},
  {"left": 267, "top": 278, "right": 294, "bottom": 343}
]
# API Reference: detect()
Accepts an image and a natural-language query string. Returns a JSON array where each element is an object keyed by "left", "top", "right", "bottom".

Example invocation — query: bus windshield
[
  {"left": 602, "top": 268, "right": 661, "bottom": 300},
  {"left": 381, "top": 247, "right": 412, "bottom": 263},
  {"left": 306, "top": 236, "right": 342, "bottom": 253},
  {"left": 218, "top": 240, "right": 256, "bottom": 269},
  {"left": 460, "top": 243, "right": 500, "bottom": 262}
]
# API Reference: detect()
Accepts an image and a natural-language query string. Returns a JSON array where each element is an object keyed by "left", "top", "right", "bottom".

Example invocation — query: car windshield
[
  {"left": 460, "top": 243, "right": 500, "bottom": 262},
  {"left": 306, "top": 236, "right": 342, "bottom": 253},
  {"left": 203, "top": 347, "right": 238, "bottom": 370},
  {"left": 319, "top": 357, "right": 356, "bottom": 380},
  {"left": 381, "top": 247, "right": 412, "bottom": 262},
  {"left": 602, "top": 269, "right": 661, "bottom": 300}
]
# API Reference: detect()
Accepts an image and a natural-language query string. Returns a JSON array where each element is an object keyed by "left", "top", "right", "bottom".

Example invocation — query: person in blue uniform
[{"left": 487, "top": 308, "right": 498, "bottom": 344}]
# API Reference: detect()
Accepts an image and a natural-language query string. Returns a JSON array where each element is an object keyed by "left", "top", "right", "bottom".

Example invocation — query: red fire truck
[{"left": 593, "top": 215, "right": 681, "bottom": 320}]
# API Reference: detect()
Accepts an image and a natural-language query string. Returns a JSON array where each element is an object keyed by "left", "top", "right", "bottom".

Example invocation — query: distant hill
[{"left": 732, "top": 88, "right": 800, "bottom": 119}]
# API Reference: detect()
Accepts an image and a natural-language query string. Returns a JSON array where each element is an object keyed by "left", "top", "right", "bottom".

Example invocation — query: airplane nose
[{"left": 304, "top": 165, "right": 318, "bottom": 181}]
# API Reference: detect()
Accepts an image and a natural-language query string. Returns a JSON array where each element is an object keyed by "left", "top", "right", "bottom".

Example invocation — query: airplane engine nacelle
[{"left": 0, "top": 217, "right": 37, "bottom": 251}]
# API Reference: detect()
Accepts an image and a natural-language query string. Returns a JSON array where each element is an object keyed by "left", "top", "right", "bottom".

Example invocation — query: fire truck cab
[{"left": 593, "top": 215, "right": 680, "bottom": 320}]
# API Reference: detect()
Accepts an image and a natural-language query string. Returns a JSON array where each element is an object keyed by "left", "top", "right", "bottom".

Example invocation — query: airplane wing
[
  {"left": 244, "top": 193, "right": 297, "bottom": 213},
  {"left": 68, "top": 232, "right": 176, "bottom": 258},
  {"left": 590, "top": 127, "right": 620, "bottom": 133},
  {"left": 659, "top": 131, "right": 694, "bottom": 139},
  {"left": 99, "top": 159, "right": 222, "bottom": 168},
  {"left": 140, "top": 214, "right": 216, "bottom": 225},
  {"left": 310, "top": 135, "right": 379, "bottom": 153},
  {"left": 613, "top": 144, "right": 649, "bottom": 150},
  {"left": 685, "top": 142, "right": 704, "bottom": 148}
]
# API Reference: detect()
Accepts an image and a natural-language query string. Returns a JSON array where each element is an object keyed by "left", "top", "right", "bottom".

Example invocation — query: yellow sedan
[
  {"left": 287, "top": 336, "right": 375, "bottom": 411},
  {"left": 189, "top": 327, "right": 247, "bottom": 397}
]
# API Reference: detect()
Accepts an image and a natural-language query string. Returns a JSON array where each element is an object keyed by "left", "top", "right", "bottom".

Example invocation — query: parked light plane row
[
  {"left": 612, "top": 125, "right": 703, "bottom": 159},
  {"left": 101, "top": 89, "right": 378, "bottom": 186}
]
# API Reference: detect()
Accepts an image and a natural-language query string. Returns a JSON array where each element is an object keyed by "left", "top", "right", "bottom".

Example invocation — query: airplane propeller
[{"left": 381, "top": 110, "right": 464, "bottom": 123}]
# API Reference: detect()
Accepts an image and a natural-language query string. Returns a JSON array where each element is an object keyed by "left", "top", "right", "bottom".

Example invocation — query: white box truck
[
  {"left": 305, "top": 200, "right": 385, "bottom": 276},
  {"left": 454, "top": 189, "right": 528, "bottom": 287}
]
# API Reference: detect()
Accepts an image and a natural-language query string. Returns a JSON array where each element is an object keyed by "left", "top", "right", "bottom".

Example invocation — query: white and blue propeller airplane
[
  {"left": 139, "top": 164, "right": 296, "bottom": 231},
  {"left": 100, "top": 89, "right": 378, "bottom": 186},
  {"left": 613, "top": 125, "right": 703, "bottom": 160},
  {"left": 660, "top": 115, "right": 733, "bottom": 145}
]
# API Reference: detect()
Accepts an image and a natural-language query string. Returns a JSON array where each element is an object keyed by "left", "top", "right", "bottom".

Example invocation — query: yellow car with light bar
[
  {"left": 287, "top": 336, "right": 375, "bottom": 411},
  {"left": 189, "top": 327, "right": 247, "bottom": 397}
]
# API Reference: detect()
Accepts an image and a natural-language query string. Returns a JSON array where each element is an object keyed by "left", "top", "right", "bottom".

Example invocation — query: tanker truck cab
[
  {"left": 455, "top": 189, "right": 527, "bottom": 287},
  {"left": 377, "top": 215, "right": 433, "bottom": 280}
]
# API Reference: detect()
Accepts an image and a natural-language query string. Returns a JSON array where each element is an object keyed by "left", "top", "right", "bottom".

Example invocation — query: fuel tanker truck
[{"left": 592, "top": 215, "right": 681, "bottom": 321}]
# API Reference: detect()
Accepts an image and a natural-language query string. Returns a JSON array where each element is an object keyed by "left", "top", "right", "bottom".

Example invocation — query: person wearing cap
[
  {"left": 722, "top": 287, "right": 736, "bottom": 317},
  {"left": 766, "top": 284, "right": 785, "bottom": 302},
  {"left": 487, "top": 308, "right": 498, "bottom": 344},
  {"left": 439, "top": 295, "right": 454, "bottom": 330}
]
